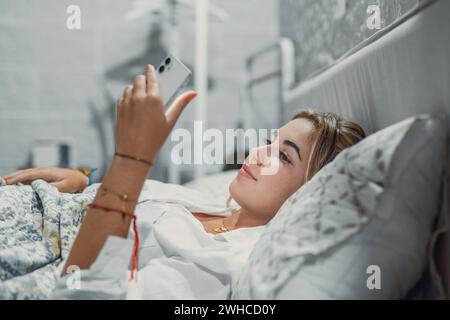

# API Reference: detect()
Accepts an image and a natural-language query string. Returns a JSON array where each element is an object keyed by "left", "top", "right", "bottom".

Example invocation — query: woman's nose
[
  {"left": 255, "top": 155, "right": 264, "bottom": 167},
  {"left": 248, "top": 147, "right": 267, "bottom": 166}
]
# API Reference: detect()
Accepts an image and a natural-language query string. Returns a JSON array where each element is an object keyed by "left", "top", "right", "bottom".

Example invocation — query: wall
[{"left": 0, "top": 0, "right": 279, "bottom": 182}]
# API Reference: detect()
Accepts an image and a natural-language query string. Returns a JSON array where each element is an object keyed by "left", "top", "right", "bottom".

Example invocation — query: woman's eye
[
  {"left": 279, "top": 152, "right": 291, "bottom": 164},
  {"left": 266, "top": 139, "right": 291, "bottom": 164}
]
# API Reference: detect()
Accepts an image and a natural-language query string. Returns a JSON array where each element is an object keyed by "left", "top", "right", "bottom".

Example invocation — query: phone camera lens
[
  {"left": 158, "top": 65, "right": 165, "bottom": 73},
  {"left": 165, "top": 57, "right": 171, "bottom": 65}
]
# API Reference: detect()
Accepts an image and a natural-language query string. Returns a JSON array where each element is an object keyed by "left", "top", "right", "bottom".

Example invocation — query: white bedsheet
[{"left": 51, "top": 180, "right": 264, "bottom": 300}]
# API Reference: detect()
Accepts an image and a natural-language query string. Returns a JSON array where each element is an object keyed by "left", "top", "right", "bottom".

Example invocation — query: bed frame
[{"left": 282, "top": 0, "right": 450, "bottom": 298}]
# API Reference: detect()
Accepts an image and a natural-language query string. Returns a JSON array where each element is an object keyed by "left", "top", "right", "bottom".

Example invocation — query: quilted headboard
[
  {"left": 283, "top": 0, "right": 450, "bottom": 135},
  {"left": 282, "top": 0, "right": 450, "bottom": 298}
]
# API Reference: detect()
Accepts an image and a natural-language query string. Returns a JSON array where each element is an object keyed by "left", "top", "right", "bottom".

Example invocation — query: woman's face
[{"left": 229, "top": 118, "right": 316, "bottom": 221}]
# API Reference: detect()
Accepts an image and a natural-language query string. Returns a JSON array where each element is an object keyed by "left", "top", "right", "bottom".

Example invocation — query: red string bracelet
[{"left": 88, "top": 203, "right": 140, "bottom": 281}]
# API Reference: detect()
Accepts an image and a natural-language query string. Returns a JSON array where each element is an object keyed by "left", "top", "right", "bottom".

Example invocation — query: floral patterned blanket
[{"left": 0, "top": 178, "right": 97, "bottom": 299}]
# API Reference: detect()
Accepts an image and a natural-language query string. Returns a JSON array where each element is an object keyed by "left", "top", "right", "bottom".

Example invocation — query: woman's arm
[
  {"left": 62, "top": 155, "right": 150, "bottom": 272},
  {"left": 2, "top": 167, "right": 89, "bottom": 193},
  {"left": 61, "top": 65, "right": 197, "bottom": 275}
]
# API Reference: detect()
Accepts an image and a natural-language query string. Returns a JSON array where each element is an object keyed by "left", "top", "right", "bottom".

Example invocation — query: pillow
[{"left": 232, "top": 113, "right": 447, "bottom": 300}]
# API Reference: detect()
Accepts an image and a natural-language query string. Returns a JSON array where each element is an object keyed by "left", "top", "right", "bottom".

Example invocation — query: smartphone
[{"left": 156, "top": 54, "right": 192, "bottom": 107}]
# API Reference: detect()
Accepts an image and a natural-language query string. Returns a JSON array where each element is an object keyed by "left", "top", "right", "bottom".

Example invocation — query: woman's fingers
[
  {"left": 3, "top": 169, "right": 36, "bottom": 183},
  {"left": 50, "top": 180, "right": 70, "bottom": 193},
  {"left": 117, "top": 86, "right": 132, "bottom": 123},
  {"left": 4, "top": 168, "right": 54, "bottom": 185},
  {"left": 3, "top": 170, "right": 24, "bottom": 180},
  {"left": 132, "top": 75, "right": 146, "bottom": 96},
  {"left": 114, "top": 65, "right": 171, "bottom": 163},
  {"left": 6, "top": 171, "right": 42, "bottom": 184},
  {"left": 123, "top": 85, "right": 132, "bottom": 102},
  {"left": 165, "top": 91, "right": 198, "bottom": 131},
  {"left": 3, "top": 168, "right": 41, "bottom": 180},
  {"left": 6, "top": 172, "right": 37, "bottom": 185},
  {"left": 146, "top": 64, "right": 160, "bottom": 96},
  {"left": 120, "top": 66, "right": 160, "bottom": 103}
]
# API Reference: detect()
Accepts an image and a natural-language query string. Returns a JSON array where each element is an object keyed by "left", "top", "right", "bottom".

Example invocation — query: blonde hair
[
  {"left": 226, "top": 109, "right": 366, "bottom": 207},
  {"left": 292, "top": 109, "right": 366, "bottom": 182}
]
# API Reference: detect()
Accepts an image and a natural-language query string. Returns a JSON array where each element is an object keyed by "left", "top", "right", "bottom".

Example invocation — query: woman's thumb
[
  {"left": 50, "top": 180, "right": 70, "bottom": 193},
  {"left": 165, "top": 91, "right": 197, "bottom": 130}
]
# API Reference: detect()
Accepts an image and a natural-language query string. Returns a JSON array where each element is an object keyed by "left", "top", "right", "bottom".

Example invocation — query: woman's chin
[{"left": 229, "top": 178, "right": 242, "bottom": 197}]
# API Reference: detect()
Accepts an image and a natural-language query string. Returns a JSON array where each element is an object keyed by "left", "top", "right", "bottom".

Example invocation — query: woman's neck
[{"left": 228, "top": 207, "right": 270, "bottom": 230}]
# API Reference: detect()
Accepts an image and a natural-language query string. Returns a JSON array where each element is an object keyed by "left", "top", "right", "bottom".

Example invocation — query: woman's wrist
[
  {"left": 111, "top": 154, "right": 152, "bottom": 178},
  {"left": 62, "top": 154, "right": 151, "bottom": 274},
  {"left": 105, "top": 155, "right": 152, "bottom": 197}
]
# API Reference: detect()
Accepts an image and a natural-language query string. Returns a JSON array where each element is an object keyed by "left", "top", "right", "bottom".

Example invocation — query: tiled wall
[{"left": 0, "top": 0, "right": 279, "bottom": 182}]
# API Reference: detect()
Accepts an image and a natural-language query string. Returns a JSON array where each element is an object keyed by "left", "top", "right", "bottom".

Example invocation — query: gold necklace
[{"left": 212, "top": 218, "right": 229, "bottom": 234}]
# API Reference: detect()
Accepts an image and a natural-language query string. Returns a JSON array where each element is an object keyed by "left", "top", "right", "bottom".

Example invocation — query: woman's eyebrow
[{"left": 283, "top": 140, "right": 302, "bottom": 160}]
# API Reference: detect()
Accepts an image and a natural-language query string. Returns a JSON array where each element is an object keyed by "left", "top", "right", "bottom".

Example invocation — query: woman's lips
[{"left": 240, "top": 164, "right": 257, "bottom": 181}]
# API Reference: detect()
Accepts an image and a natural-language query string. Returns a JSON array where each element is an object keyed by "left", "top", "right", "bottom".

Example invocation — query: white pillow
[{"left": 232, "top": 113, "right": 447, "bottom": 300}]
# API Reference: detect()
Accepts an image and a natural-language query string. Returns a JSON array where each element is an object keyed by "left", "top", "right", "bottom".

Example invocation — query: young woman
[{"left": 2, "top": 65, "right": 365, "bottom": 299}]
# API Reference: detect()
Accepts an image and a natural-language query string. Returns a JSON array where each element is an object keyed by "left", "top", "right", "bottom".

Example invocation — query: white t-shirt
[{"left": 51, "top": 180, "right": 264, "bottom": 300}]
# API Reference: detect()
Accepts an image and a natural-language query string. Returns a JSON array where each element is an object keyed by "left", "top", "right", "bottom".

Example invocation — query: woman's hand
[
  {"left": 2, "top": 167, "right": 88, "bottom": 193},
  {"left": 115, "top": 64, "right": 197, "bottom": 165},
  {"left": 61, "top": 66, "right": 196, "bottom": 274}
]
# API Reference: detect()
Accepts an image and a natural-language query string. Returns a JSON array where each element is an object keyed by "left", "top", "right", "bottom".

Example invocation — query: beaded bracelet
[{"left": 99, "top": 185, "right": 135, "bottom": 213}]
